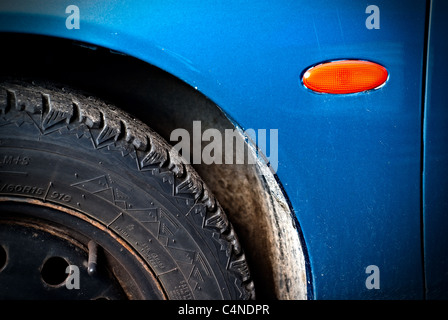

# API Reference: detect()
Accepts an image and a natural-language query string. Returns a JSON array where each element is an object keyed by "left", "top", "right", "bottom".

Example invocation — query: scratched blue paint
[{"left": 0, "top": 0, "right": 429, "bottom": 299}]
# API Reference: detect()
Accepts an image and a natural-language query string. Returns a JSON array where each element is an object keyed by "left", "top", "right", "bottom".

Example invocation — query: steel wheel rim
[{"left": 0, "top": 197, "right": 166, "bottom": 300}]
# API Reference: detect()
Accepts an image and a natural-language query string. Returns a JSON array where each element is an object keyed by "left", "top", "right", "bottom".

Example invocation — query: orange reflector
[{"left": 302, "top": 60, "right": 388, "bottom": 94}]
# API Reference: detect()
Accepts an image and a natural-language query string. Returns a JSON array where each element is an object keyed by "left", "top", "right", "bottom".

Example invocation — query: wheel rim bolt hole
[
  {"left": 0, "top": 245, "right": 7, "bottom": 271},
  {"left": 41, "top": 256, "right": 70, "bottom": 286}
]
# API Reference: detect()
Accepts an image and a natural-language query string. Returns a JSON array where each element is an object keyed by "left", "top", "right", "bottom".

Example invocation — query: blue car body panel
[
  {"left": 423, "top": 0, "right": 448, "bottom": 300},
  {"left": 0, "top": 0, "right": 432, "bottom": 298}
]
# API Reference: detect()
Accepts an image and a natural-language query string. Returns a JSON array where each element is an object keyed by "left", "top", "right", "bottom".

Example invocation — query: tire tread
[{"left": 0, "top": 80, "right": 255, "bottom": 299}]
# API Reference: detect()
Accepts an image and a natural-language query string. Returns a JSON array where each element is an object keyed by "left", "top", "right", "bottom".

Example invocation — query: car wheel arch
[{"left": 0, "top": 33, "right": 311, "bottom": 300}]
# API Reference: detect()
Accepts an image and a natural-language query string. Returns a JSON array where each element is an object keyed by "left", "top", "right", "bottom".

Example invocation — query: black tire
[{"left": 0, "top": 80, "right": 254, "bottom": 300}]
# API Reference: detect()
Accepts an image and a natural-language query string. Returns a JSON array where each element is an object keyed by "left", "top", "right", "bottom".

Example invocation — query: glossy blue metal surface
[
  {"left": 0, "top": 0, "right": 428, "bottom": 298},
  {"left": 423, "top": 0, "right": 448, "bottom": 300}
]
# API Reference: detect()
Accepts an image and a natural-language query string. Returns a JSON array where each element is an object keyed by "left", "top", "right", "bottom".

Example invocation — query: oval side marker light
[{"left": 302, "top": 60, "right": 388, "bottom": 94}]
